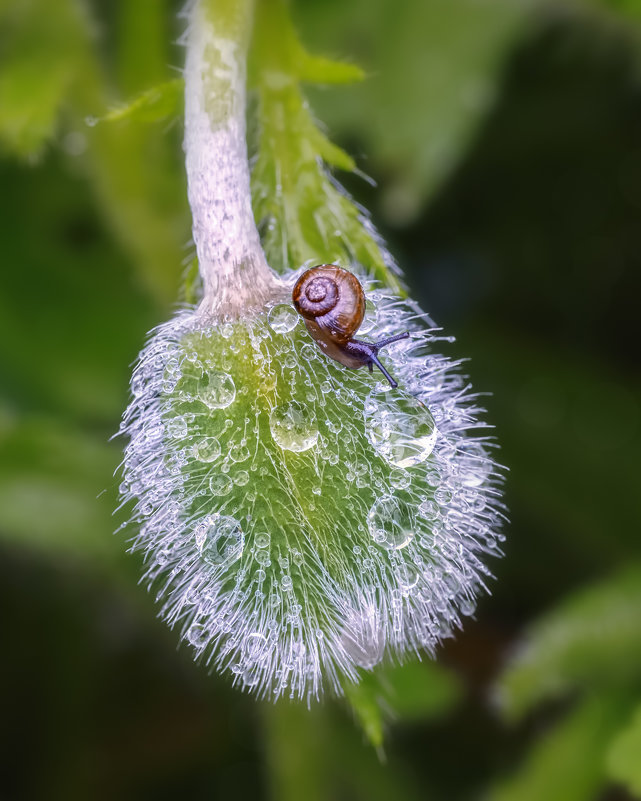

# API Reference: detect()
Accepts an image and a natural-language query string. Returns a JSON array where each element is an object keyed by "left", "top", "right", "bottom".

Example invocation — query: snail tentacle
[{"left": 292, "top": 264, "right": 408, "bottom": 388}]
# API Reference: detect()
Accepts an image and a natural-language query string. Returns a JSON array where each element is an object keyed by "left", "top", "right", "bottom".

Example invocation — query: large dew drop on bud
[{"left": 120, "top": 281, "right": 504, "bottom": 700}]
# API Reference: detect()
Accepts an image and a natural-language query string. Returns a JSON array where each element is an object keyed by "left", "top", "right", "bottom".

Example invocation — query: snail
[{"left": 292, "top": 264, "right": 409, "bottom": 388}]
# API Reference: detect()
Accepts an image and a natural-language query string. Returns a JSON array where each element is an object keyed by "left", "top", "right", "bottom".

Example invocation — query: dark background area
[{"left": 0, "top": 1, "right": 639, "bottom": 799}]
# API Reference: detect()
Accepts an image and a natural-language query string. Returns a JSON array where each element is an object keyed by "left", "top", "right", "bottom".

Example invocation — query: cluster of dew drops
[{"left": 120, "top": 282, "right": 504, "bottom": 698}]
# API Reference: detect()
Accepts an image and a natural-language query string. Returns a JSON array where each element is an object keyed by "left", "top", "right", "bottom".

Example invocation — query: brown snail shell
[
  {"left": 292, "top": 265, "right": 409, "bottom": 388},
  {"left": 292, "top": 264, "right": 365, "bottom": 345}
]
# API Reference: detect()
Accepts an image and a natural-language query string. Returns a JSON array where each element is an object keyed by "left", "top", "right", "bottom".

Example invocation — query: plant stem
[{"left": 184, "top": 0, "right": 282, "bottom": 319}]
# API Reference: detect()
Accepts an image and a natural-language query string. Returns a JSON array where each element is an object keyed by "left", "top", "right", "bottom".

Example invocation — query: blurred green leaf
[
  {"left": 263, "top": 693, "right": 426, "bottom": 801},
  {"left": 497, "top": 566, "right": 641, "bottom": 720},
  {"left": 0, "top": 413, "right": 120, "bottom": 561},
  {"left": 103, "top": 79, "right": 183, "bottom": 124},
  {"left": 326, "top": 712, "right": 425, "bottom": 801},
  {"left": 81, "top": 113, "right": 190, "bottom": 304},
  {"left": 295, "top": 0, "right": 535, "bottom": 224},
  {"left": 115, "top": 0, "right": 169, "bottom": 96},
  {"left": 72, "top": 17, "right": 190, "bottom": 305},
  {"left": 488, "top": 695, "right": 629, "bottom": 801},
  {"left": 385, "top": 658, "right": 461, "bottom": 721},
  {"left": 600, "top": 0, "right": 641, "bottom": 21},
  {"left": 346, "top": 658, "right": 462, "bottom": 748},
  {"left": 467, "top": 330, "right": 641, "bottom": 600},
  {"left": 344, "top": 679, "right": 387, "bottom": 751},
  {"left": 606, "top": 701, "right": 641, "bottom": 798},
  {"left": 0, "top": 0, "right": 189, "bottom": 303},
  {"left": 298, "top": 52, "right": 365, "bottom": 85},
  {"left": 0, "top": 0, "right": 88, "bottom": 158},
  {"left": 0, "top": 156, "right": 157, "bottom": 425}
]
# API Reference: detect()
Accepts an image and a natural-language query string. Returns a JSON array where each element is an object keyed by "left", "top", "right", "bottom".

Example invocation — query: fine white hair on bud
[
  {"left": 119, "top": 277, "right": 504, "bottom": 700},
  {"left": 118, "top": 0, "right": 505, "bottom": 701}
]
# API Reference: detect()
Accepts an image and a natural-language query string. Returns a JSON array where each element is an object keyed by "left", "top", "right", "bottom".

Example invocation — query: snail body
[{"left": 292, "top": 264, "right": 409, "bottom": 388}]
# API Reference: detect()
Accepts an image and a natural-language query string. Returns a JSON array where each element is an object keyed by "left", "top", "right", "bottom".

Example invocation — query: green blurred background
[{"left": 1, "top": 0, "right": 640, "bottom": 799}]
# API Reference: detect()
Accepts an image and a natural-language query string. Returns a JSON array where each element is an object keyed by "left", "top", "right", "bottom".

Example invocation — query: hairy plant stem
[{"left": 184, "top": 0, "right": 283, "bottom": 319}]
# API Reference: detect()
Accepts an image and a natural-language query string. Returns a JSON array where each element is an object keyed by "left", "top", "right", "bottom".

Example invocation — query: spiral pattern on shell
[
  {"left": 300, "top": 276, "right": 338, "bottom": 316},
  {"left": 292, "top": 265, "right": 365, "bottom": 343}
]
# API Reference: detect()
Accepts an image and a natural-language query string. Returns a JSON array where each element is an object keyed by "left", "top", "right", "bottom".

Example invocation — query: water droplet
[
  {"left": 195, "top": 514, "right": 244, "bottom": 566},
  {"left": 389, "top": 469, "right": 411, "bottom": 490},
  {"left": 419, "top": 499, "right": 440, "bottom": 520},
  {"left": 269, "top": 401, "right": 318, "bottom": 452},
  {"left": 166, "top": 417, "right": 188, "bottom": 439},
  {"left": 234, "top": 470, "right": 249, "bottom": 486},
  {"left": 185, "top": 584, "right": 203, "bottom": 605},
  {"left": 301, "top": 343, "right": 318, "bottom": 363},
  {"left": 368, "top": 495, "right": 415, "bottom": 550},
  {"left": 281, "top": 576, "right": 293, "bottom": 591},
  {"left": 209, "top": 474, "right": 232, "bottom": 496},
  {"left": 396, "top": 562, "right": 420, "bottom": 594},
  {"left": 268, "top": 303, "right": 299, "bottom": 333},
  {"left": 230, "top": 443, "right": 250, "bottom": 462},
  {"left": 243, "top": 632, "right": 268, "bottom": 662},
  {"left": 199, "top": 371, "right": 236, "bottom": 409},
  {"left": 255, "top": 533, "right": 270, "bottom": 549},
  {"left": 364, "top": 390, "right": 438, "bottom": 468},
  {"left": 326, "top": 418, "right": 343, "bottom": 434},
  {"left": 459, "top": 596, "right": 476, "bottom": 616},
  {"left": 425, "top": 468, "right": 441, "bottom": 487},
  {"left": 187, "top": 623, "right": 209, "bottom": 648},
  {"left": 434, "top": 487, "right": 453, "bottom": 506},
  {"left": 193, "top": 436, "right": 221, "bottom": 462}
]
